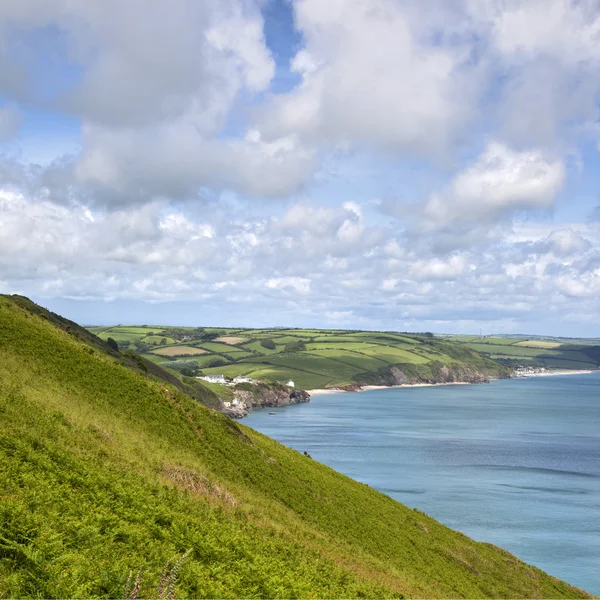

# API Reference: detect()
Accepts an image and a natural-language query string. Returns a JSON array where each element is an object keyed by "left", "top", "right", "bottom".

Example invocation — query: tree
[
  {"left": 106, "top": 337, "right": 119, "bottom": 352},
  {"left": 260, "top": 338, "right": 276, "bottom": 350},
  {"left": 133, "top": 340, "right": 151, "bottom": 354},
  {"left": 284, "top": 340, "right": 306, "bottom": 353},
  {"left": 160, "top": 338, "right": 167, "bottom": 345},
  {"left": 180, "top": 365, "right": 199, "bottom": 377}
]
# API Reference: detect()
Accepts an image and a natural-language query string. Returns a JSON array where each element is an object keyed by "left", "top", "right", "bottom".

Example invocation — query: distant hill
[
  {"left": 0, "top": 295, "right": 592, "bottom": 598},
  {"left": 441, "top": 334, "right": 600, "bottom": 370},
  {"left": 87, "top": 324, "right": 511, "bottom": 390}
]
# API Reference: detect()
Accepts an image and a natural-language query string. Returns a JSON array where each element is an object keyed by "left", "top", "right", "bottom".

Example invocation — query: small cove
[{"left": 244, "top": 373, "right": 600, "bottom": 595}]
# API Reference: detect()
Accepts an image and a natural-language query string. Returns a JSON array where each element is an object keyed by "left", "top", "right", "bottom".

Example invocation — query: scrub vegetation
[{"left": 0, "top": 294, "right": 593, "bottom": 598}]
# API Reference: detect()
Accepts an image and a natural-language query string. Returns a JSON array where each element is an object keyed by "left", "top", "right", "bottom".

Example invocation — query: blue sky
[{"left": 0, "top": 0, "right": 599, "bottom": 336}]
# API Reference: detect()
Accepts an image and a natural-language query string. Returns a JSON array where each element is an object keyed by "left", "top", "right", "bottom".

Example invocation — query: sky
[{"left": 0, "top": 0, "right": 599, "bottom": 336}]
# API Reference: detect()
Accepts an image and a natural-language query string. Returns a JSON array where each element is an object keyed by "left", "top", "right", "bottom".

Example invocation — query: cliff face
[
  {"left": 222, "top": 384, "right": 310, "bottom": 418},
  {"left": 353, "top": 360, "right": 511, "bottom": 387}
]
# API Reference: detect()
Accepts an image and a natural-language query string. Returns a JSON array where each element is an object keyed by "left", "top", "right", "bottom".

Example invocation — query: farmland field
[
  {"left": 85, "top": 325, "right": 600, "bottom": 390},
  {"left": 445, "top": 335, "right": 600, "bottom": 370},
  {"left": 151, "top": 346, "right": 208, "bottom": 356},
  {"left": 214, "top": 336, "right": 250, "bottom": 345}
]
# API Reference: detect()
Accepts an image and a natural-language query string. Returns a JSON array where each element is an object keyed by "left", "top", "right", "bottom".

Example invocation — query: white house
[
  {"left": 222, "top": 401, "right": 231, "bottom": 408},
  {"left": 199, "top": 374, "right": 227, "bottom": 384},
  {"left": 287, "top": 380, "right": 295, "bottom": 388},
  {"left": 233, "top": 376, "right": 253, "bottom": 384}
]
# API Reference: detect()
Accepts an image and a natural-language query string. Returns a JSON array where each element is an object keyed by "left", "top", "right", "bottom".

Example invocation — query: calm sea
[{"left": 243, "top": 373, "right": 600, "bottom": 595}]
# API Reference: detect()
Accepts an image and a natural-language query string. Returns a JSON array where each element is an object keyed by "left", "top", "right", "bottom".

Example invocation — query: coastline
[
  {"left": 515, "top": 369, "right": 597, "bottom": 378},
  {"left": 307, "top": 369, "right": 599, "bottom": 395},
  {"left": 308, "top": 381, "right": 472, "bottom": 395}
]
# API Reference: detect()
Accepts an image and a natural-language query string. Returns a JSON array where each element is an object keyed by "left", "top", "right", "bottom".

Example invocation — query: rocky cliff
[
  {"left": 352, "top": 360, "right": 511, "bottom": 387},
  {"left": 221, "top": 383, "right": 310, "bottom": 418}
]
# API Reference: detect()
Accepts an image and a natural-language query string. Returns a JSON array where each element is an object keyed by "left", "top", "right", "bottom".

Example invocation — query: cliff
[
  {"left": 222, "top": 382, "right": 310, "bottom": 417},
  {"left": 352, "top": 360, "right": 511, "bottom": 388}
]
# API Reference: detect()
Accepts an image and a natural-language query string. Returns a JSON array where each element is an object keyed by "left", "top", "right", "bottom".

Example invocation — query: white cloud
[
  {"left": 468, "top": 0, "right": 600, "bottom": 145},
  {"left": 266, "top": 277, "right": 311, "bottom": 295},
  {"left": 257, "top": 0, "right": 482, "bottom": 158},
  {"left": 422, "top": 142, "right": 565, "bottom": 229},
  {"left": 0, "top": 0, "right": 316, "bottom": 202},
  {"left": 2, "top": 186, "right": 600, "bottom": 334},
  {"left": 0, "top": 0, "right": 274, "bottom": 128}
]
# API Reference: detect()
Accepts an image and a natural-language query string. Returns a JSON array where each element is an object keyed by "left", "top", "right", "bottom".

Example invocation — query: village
[
  {"left": 196, "top": 374, "right": 296, "bottom": 411},
  {"left": 512, "top": 366, "right": 547, "bottom": 377}
]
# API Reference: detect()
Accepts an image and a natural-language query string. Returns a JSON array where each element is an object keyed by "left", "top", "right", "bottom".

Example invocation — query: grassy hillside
[
  {"left": 0, "top": 295, "right": 592, "bottom": 598},
  {"left": 88, "top": 325, "right": 510, "bottom": 389},
  {"left": 442, "top": 335, "right": 600, "bottom": 370}
]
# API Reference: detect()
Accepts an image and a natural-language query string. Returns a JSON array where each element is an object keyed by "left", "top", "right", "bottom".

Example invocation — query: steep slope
[
  {"left": 0, "top": 296, "right": 591, "bottom": 599},
  {"left": 8, "top": 295, "right": 221, "bottom": 409}
]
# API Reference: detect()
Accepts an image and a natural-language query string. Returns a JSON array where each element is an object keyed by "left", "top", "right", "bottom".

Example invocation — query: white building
[
  {"left": 222, "top": 401, "right": 231, "bottom": 408},
  {"left": 199, "top": 374, "right": 227, "bottom": 384},
  {"left": 233, "top": 376, "right": 253, "bottom": 384},
  {"left": 287, "top": 380, "right": 295, "bottom": 387}
]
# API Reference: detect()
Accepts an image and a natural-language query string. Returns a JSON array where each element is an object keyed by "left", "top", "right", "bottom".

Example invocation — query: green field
[{"left": 443, "top": 335, "right": 600, "bottom": 370}]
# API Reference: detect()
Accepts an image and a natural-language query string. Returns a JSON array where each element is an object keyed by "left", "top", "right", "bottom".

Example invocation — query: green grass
[
  {"left": 0, "top": 295, "right": 594, "bottom": 598},
  {"left": 198, "top": 342, "right": 250, "bottom": 354},
  {"left": 443, "top": 335, "right": 600, "bottom": 370},
  {"left": 307, "top": 349, "right": 391, "bottom": 371},
  {"left": 143, "top": 335, "right": 177, "bottom": 345},
  {"left": 240, "top": 340, "right": 279, "bottom": 355}
]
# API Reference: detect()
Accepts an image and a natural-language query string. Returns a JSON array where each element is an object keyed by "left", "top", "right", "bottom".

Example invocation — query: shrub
[
  {"left": 284, "top": 340, "right": 306, "bottom": 353},
  {"left": 260, "top": 338, "right": 276, "bottom": 350},
  {"left": 161, "top": 360, "right": 199, "bottom": 375},
  {"left": 206, "top": 358, "right": 227, "bottom": 368},
  {"left": 106, "top": 337, "right": 119, "bottom": 352}
]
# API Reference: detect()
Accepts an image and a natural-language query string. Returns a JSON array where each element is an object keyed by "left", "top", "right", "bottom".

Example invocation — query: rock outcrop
[
  {"left": 353, "top": 360, "right": 510, "bottom": 388},
  {"left": 221, "top": 384, "right": 310, "bottom": 418}
]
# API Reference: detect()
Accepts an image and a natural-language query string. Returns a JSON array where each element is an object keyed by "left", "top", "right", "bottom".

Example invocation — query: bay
[{"left": 243, "top": 373, "right": 600, "bottom": 595}]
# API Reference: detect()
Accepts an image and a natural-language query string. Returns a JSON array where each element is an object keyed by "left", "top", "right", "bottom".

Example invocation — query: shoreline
[
  {"left": 307, "top": 369, "right": 599, "bottom": 395},
  {"left": 514, "top": 369, "right": 596, "bottom": 378},
  {"left": 308, "top": 381, "right": 473, "bottom": 395}
]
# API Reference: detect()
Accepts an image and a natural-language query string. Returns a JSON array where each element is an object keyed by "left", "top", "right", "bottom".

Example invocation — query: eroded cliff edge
[
  {"left": 221, "top": 382, "right": 310, "bottom": 418},
  {"left": 351, "top": 360, "right": 511, "bottom": 387}
]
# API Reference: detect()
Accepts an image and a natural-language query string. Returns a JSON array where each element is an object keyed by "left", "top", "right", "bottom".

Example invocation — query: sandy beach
[
  {"left": 308, "top": 381, "right": 472, "bottom": 395},
  {"left": 307, "top": 370, "right": 599, "bottom": 395}
]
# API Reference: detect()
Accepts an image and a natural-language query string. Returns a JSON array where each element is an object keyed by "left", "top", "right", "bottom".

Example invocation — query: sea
[{"left": 243, "top": 373, "right": 600, "bottom": 595}]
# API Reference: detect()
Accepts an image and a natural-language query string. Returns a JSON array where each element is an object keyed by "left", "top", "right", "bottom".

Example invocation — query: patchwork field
[
  {"left": 87, "top": 325, "right": 514, "bottom": 389},
  {"left": 151, "top": 346, "right": 207, "bottom": 357},
  {"left": 88, "top": 325, "right": 600, "bottom": 390}
]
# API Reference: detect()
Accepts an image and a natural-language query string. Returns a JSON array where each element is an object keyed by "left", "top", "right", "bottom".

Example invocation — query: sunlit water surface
[{"left": 244, "top": 373, "right": 600, "bottom": 595}]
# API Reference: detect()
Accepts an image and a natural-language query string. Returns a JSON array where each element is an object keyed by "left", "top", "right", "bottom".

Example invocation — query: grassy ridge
[
  {"left": 89, "top": 325, "right": 512, "bottom": 389},
  {"left": 0, "top": 295, "right": 592, "bottom": 598},
  {"left": 443, "top": 335, "right": 600, "bottom": 370}
]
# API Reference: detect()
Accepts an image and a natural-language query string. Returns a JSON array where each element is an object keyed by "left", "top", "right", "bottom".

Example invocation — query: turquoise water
[{"left": 243, "top": 373, "right": 600, "bottom": 595}]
